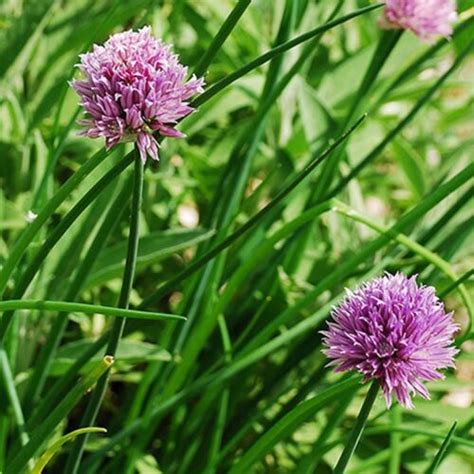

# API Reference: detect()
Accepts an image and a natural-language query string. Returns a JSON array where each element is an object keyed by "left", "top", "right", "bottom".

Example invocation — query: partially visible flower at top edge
[
  {"left": 321, "top": 273, "right": 459, "bottom": 409},
  {"left": 71, "top": 26, "right": 205, "bottom": 163},
  {"left": 381, "top": 0, "right": 458, "bottom": 43}
]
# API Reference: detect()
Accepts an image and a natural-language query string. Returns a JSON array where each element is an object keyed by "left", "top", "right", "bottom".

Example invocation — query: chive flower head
[
  {"left": 71, "top": 27, "right": 204, "bottom": 162},
  {"left": 322, "top": 273, "right": 459, "bottom": 408},
  {"left": 382, "top": 0, "right": 457, "bottom": 42}
]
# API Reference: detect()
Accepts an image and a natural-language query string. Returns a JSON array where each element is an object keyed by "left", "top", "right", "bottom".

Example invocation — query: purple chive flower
[
  {"left": 322, "top": 273, "right": 459, "bottom": 408},
  {"left": 382, "top": 0, "right": 458, "bottom": 42},
  {"left": 71, "top": 27, "right": 204, "bottom": 162}
]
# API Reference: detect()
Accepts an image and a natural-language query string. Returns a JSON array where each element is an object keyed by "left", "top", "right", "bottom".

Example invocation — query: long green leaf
[
  {"left": 0, "top": 300, "right": 185, "bottom": 322},
  {"left": 5, "top": 357, "right": 113, "bottom": 474}
]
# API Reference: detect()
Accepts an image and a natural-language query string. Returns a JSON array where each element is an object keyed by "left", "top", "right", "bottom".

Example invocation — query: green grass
[{"left": 0, "top": 1, "right": 473, "bottom": 473}]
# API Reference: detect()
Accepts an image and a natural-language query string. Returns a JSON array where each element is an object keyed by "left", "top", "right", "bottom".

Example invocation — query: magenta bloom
[
  {"left": 322, "top": 273, "right": 459, "bottom": 408},
  {"left": 382, "top": 0, "right": 457, "bottom": 42},
  {"left": 71, "top": 27, "right": 204, "bottom": 162}
]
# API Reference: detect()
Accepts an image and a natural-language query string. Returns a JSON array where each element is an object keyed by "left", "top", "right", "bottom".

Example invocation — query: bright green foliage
[{"left": 0, "top": 1, "right": 473, "bottom": 473}]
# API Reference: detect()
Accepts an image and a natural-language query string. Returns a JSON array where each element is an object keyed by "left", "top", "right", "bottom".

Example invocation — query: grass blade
[
  {"left": 31, "top": 428, "right": 106, "bottom": 474},
  {"left": 0, "top": 154, "right": 134, "bottom": 342},
  {"left": 425, "top": 422, "right": 458, "bottom": 474}
]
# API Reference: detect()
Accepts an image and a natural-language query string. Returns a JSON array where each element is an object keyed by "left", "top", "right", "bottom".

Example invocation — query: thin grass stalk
[
  {"left": 64, "top": 153, "right": 144, "bottom": 474},
  {"left": 326, "top": 43, "right": 473, "bottom": 199},
  {"left": 333, "top": 381, "right": 380, "bottom": 474}
]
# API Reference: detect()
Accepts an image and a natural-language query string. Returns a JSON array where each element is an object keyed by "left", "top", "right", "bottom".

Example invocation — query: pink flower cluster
[
  {"left": 322, "top": 273, "right": 459, "bottom": 408},
  {"left": 383, "top": 0, "right": 458, "bottom": 42},
  {"left": 72, "top": 27, "right": 204, "bottom": 162}
]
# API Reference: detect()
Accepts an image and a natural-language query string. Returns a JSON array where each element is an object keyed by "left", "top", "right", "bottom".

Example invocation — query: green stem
[
  {"left": 334, "top": 381, "right": 379, "bottom": 474},
  {"left": 0, "top": 349, "right": 29, "bottom": 447},
  {"left": 389, "top": 404, "right": 402, "bottom": 474},
  {"left": 64, "top": 153, "right": 144, "bottom": 474}
]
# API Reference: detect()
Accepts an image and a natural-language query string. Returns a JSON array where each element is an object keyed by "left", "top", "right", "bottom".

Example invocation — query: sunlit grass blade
[
  {"left": 31, "top": 428, "right": 106, "bottom": 474},
  {"left": 5, "top": 357, "right": 114, "bottom": 474},
  {"left": 192, "top": 4, "right": 383, "bottom": 107}
]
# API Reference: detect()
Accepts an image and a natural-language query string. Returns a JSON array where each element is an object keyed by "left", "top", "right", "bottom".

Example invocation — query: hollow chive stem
[
  {"left": 64, "top": 152, "right": 144, "bottom": 474},
  {"left": 334, "top": 380, "right": 379, "bottom": 474}
]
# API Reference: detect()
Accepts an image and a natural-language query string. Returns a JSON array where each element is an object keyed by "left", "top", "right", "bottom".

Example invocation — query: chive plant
[{"left": 0, "top": 1, "right": 472, "bottom": 473}]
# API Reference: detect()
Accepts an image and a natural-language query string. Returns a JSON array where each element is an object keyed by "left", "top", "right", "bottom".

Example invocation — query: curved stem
[
  {"left": 64, "top": 153, "right": 144, "bottom": 474},
  {"left": 334, "top": 380, "right": 379, "bottom": 474}
]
